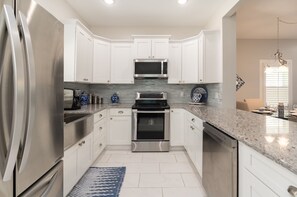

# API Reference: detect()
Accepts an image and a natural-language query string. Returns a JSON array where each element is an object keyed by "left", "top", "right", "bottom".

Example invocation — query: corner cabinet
[
  {"left": 134, "top": 38, "right": 169, "bottom": 59},
  {"left": 64, "top": 21, "right": 93, "bottom": 83},
  {"left": 239, "top": 142, "right": 297, "bottom": 197},
  {"left": 110, "top": 42, "right": 134, "bottom": 84},
  {"left": 168, "top": 30, "right": 221, "bottom": 84},
  {"left": 93, "top": 39, "right": 111, "bottom": 84}
]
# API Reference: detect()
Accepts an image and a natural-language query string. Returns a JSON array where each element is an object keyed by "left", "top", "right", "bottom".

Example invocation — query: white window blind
[{"left": 265, "top": 67, "right": 288, "bottom": 107}]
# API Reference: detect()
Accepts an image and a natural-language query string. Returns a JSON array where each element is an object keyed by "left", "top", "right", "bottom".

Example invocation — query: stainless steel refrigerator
[{"left": 0, "top": 0, "right": 64, "bottom": 196}]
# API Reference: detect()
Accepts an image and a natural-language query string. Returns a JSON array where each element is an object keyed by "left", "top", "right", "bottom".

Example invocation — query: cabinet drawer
[
  {"left": 185, "top": 112, "right": 203, "bottom": 129},
  {"left": 94, "top": 110, "right": 107, "bottom": 123},
  {"left": 240, "top": 143, "right": 297, "bottom": 197},
  {"left": 109, "top": 108, "right": 131, "bottom": 116},
  {"left": 93, "top": 120, "right": 106, "bottom": 141},
  {"left": 93, "top": 135, "right": 106, "bottom": 159}
]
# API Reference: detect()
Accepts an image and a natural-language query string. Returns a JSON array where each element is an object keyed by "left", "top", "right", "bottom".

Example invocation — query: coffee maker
[{"left": 64, "top": 88, "right": 81, "bottom": 110}]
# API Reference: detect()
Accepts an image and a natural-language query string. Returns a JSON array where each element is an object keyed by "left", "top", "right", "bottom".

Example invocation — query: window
[{"left": 260, "top": 60, "right": 292, "bottom": 107}]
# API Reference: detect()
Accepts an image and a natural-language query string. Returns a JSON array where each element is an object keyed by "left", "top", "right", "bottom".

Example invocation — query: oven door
[{"left": 132, "top": 109, "right": 170, "bottom": 141}]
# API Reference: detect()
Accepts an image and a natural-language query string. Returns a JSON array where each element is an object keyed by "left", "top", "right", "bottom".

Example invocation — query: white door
[
  {"left": 168, "top": 43, "right": 182, "bottom": 84},
  {"left": 63, "top": 146, "right": 78, "bottom": 196},
  {"left": 170, "top": 109, "right": 184, "bottom": 146},
  {"left": 151, "top": 39, "right": 169, "bottom": 59},
  {"left": 134, "top": 39, "right": 151, "bottom": 59},
  {"left": 93, "top": 39, "right": 111, "bottom": 83},
  {"left": 182, "top": 39, "right": 199, "bottom": 83},
  {"left": 77, "top": 134, "right": 92, "bottom": 178},
  {"left": 75, "top": 26, "right": 93, "bottom": 83},
  {"left": 110, "top": 43, "right": 134, "bottom": 84},
  {"left": 109, "top": 116, "right": 132, "bottom": 145},
  {"left": 198, "top": 35, "right": 204, "bottom": 83}
]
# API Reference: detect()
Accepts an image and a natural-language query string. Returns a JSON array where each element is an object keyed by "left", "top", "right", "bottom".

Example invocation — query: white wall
[
  {"left": 204, "top": 0, "right": 241, "bottom": 109},
  {"left": 236, "top": 39, "right": 297, "bottom": 105},
  {"left": 34, "top": 0, "right": 88, "bottom": 25},
  {"left": 91, "top": 26, "right": 203, "bottom": 40}
]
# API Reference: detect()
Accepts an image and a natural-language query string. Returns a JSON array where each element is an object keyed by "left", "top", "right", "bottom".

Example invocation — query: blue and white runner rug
[{"left": 68, "top": 167, "right": 126, "bottom": 197}]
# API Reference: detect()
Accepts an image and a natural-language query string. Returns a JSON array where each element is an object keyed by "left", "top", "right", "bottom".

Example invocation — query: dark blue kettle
[{"left": 111, "top": 93, "right": 120, "bottom": 104}]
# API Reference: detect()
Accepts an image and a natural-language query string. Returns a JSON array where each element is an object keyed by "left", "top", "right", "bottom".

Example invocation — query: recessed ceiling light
[
  {"left": 104, "top": 0, "right": 114, "bottom": 5},
  {"left": 178, "top": 0, "right": 187, "bottom": 5}
]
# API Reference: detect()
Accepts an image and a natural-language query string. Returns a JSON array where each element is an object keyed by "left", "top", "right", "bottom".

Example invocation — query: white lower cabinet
[
  {"left": 92, "top": 110, "right": 107, "bottom": 162},
  {"left": 184, "top": 111, "right": 203, "bottom": 177},
  {"left": 170, "top": 109, "right": 184, "bottom": 146},
  {"left": 239, "top": 142, "right": 297, "bottom": 197},
  {"left": 108, "top": 108, "right": 132, "bottom": 145},
  {"left": 63, "top": 133, "right": 93, "bottom": 196}
]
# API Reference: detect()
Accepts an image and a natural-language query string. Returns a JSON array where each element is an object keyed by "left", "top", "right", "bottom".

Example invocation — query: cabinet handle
[
  {"left": 191, "top": 118, "right": 195, "bottom": 122},
  {"left": 288, "top": 186, "right": 297, "bottom": 197},
  {"left": 83, "top": 78, "right": 88, "bottom": 81},
  {"left": 79, "top": 140, "right": 85, "bottom": 146},
  {"left": 118, "top": 111, "right": 124, "bottom": 114},
  {"left": 99, "top": 114, "right": 102, "bottom": 118},
  {"left": 110, "top": 118, "right": 112, "bottom": 120},
  {"left": 190, "top": 126, "right": 195, "bottom": 130},
  {"left": 99, "top": 143, "right": 103, "bottom": 147},
  {"left": 171, "top": 110, "right": 174, "bottom": 112},
  {"left": 99, "top": 127, "right": 102, "bottom": 130},
  {"left": 107, "top": 80, "right": 110, "bottom": 83}
]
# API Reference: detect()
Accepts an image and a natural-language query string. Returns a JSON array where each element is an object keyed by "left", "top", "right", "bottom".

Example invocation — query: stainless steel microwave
[{"left": 134, "top": 59, "right": 168, "bottom": 78}]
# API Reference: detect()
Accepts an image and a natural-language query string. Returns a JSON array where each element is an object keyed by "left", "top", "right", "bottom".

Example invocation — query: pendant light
[{"left": 274, "top": 17, "right": 287, "bottom": 66}]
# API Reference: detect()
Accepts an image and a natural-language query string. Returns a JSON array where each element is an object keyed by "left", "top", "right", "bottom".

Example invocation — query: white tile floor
[{"left": 92, "top": 150, "right": 207, "bottom": 197}]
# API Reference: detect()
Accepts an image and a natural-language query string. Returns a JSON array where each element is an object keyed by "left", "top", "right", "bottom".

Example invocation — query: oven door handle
[{"left": 134, "top": 111, "right": 169, "bottom": 114}]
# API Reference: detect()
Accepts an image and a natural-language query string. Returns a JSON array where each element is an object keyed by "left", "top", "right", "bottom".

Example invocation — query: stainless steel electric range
[{"left": 132, "top": 92, "right": 170, "bottom": 152}]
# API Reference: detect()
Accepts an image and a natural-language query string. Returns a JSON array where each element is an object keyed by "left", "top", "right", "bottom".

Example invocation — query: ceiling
[
  {"left": 65, "top": 0, "right": 225, "bottom": 27},
  {"left": 236, "top": 0, "right": 297, "bottom": 39}
]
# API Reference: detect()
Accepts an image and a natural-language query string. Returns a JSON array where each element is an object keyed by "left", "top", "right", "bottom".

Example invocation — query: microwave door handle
[
  {"left": 135, "top": 111, "right": 170, "bottom": 114},
  {"left": 17, "top": 11, "right": 36, "bottom": 173},
  {"left": 0, "top": 5, "right": 26, "bottom": 181}
]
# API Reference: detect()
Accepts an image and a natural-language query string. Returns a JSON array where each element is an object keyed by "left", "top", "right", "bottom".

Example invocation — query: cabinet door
[
  {"left": 170, "top": 109, "right": 184, "bottom": 146},
  {"left": 75, "top": 26, "right": 93, "bottom": 83},
  {"left": 151, "top": 39, "right": 169, "bottom": 59},
  {"left": 168, "top": 43, "right": 182, "bottom": 84},
  {"left": 198, "top": 35, "right": 204, "bottom": 83},
  {"left": 109, "top": 116, "right": 132, "bottom": 145},
  {"left": 240, "top": 168, "right": 279, "bottom": 197},
  {"left": 77, "top": 134, "right": 93, "bottom": 178},
  {"left": 63, "top": 145, "right": 78, "bottom": 196},
  {"left": 110, "top": 43, "right": 134, "bottom": 84},
  {"left": 134, "top": 39, "right": 151, "bottom": 59},
  {"left": 193, "top": 126, "right": 203, "bottom": 177},
  {"left": 182, "top": 39, "right": 199, "bottom": 83},
  {"left": 93, "top": 39, "right": 111, "bottom": 83}
]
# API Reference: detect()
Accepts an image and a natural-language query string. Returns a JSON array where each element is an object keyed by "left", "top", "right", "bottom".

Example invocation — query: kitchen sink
[
  {"left": 64, "top": 113, "right": 94, "bottom": 150},
  {"left": 64, "top": 113, "right": 91, "bottom": 124}
]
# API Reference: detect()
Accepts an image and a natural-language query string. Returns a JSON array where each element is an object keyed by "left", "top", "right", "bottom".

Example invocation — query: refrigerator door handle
[
  {"left": 0, "top": 5, "right": 26, "bottom": 182},
  {"left": 17, "top": 11, "right": 36, "bottom": 173}
]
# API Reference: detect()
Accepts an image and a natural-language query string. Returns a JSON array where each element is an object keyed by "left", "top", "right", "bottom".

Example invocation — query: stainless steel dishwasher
[{"left": 202, "top": 122, "right": 238, "bottom": 197}]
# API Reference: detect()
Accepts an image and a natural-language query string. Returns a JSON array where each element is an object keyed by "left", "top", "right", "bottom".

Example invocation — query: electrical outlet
[{"left": 180, "top": 91, "right": 184, "bottom": 97}]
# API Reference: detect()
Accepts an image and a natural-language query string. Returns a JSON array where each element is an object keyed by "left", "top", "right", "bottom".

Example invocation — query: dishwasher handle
[{"left": 203, "top": 122, "right": 237, "bottom": 148}]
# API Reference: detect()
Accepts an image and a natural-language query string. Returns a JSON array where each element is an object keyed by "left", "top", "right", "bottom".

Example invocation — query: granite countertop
[
  {"left": 65, "top": 103, "right": 297, "bottom": 175},
  {"left": 171, "top": 103, "right": 297, "bottom": 176}
]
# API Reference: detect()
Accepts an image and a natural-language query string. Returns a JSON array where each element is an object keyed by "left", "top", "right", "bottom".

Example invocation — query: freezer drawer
[{"left": 20, "top": 161, "right": 63, "bottom": 197}]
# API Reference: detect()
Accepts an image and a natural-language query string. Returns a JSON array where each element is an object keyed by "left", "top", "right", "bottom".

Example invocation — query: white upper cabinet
[
  {"left": 64, "top": 21, "right": 93, "bottom": 83},
  {"left": 168, "top": 43, "right": 182, "bottom": 84},
  {"left": 181, "top": 39, "right": 199, "bottom": 84},
  {"left": 198, "top": 30, "right": 221, "bottom": 83},
  {"left": 134, "top": 38, "right": 169, "bottom": 59},
  {"left": 93, "top": 38, "right": 111, "bottom": 83},
  {"left": 110, "top": 42, "right": 134, "bottom": 84}
]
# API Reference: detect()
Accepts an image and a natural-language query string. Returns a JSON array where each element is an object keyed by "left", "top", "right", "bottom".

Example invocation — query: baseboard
[{"left": 106, "top": 145, "right": 131, "bottom": 151}]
